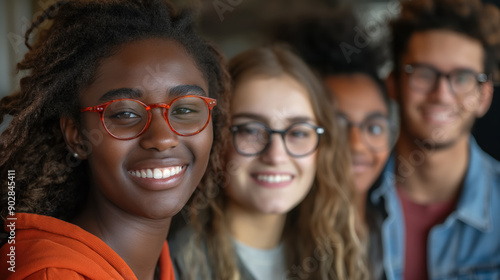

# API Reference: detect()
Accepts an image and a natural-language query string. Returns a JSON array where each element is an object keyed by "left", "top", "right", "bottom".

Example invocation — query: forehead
[
  {"left": 82, "top": 38, "right": 208, "bottom": 105},
  {"left": 326, "top": 74, "right": 387, "bottom": 119},
  {"left": 231, "top": 75, "right": 316, "bottom": 122},
  {"left": 403, "top": 30, "right": 484, "bottom": 72}
]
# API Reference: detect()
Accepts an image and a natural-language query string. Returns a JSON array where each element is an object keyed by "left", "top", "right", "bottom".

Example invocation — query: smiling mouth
[
  {"left": 351, "top": 158, "right": 373, "bottom": 174},
  {"left": 421, "top": 108, "right": 456, "bottom": 124},
  {"left": 254, "top": 174, "right": 293, "bottom": 183},
  {"left": 129, "top": 166, "right": 184, "bottom": 179}
]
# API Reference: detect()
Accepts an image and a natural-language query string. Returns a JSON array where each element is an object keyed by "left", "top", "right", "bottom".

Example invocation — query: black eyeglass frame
[
  {"left": 336, "top": 113, "right": 395, "bottom": 152},
  {"left": 403, "top": 63, "right": 489, "bottom": 96},
  {"left": 230, "top": 122, "right": 325, "bottom": 158}
]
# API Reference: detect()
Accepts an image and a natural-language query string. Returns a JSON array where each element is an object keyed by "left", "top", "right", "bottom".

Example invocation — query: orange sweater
[{"left": 0, "top": 213, "right": 175, "bottom": 280}]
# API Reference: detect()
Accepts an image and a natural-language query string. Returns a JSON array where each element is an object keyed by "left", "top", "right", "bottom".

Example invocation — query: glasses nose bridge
[
  {"left": 344, "top": 120, "right": 364, "bottom": 132},
  {"left": 265, "top": 128, "right": 290, "bottom": 153},
  {"left": 268, "top": 128, "right": 288, "bottom": 143},
  {"left": 146, "top": 103, "right": 171, "bottom": 120},
  {"left": 432, "top": 71, "right": 457, "bottom": 96}
]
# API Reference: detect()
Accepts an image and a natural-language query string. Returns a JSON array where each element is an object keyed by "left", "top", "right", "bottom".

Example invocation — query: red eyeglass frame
[{"left": 80, "top": 95, "right": 217, "bottom": 140}]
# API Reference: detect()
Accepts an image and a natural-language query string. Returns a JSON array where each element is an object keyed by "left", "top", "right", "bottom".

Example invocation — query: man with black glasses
[{"left": 372, "top": 0, "right": 500, "bottom": 279}]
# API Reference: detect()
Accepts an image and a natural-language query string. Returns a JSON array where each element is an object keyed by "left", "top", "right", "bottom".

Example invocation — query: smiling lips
[
  {"left": 351, "top": 156, "right": 372, "bottom": 174},
  {"left": 421, "top": 107, "right": 456, "bottom": 124},
  {"left": 129, "top": 166, "right": 184, "bottom": 179},
  {"left": 251, "top": 173, "right": 294, "bottom": 188},
  {"left": 256, "top": 174, "right": 293, "bottom": 183}
]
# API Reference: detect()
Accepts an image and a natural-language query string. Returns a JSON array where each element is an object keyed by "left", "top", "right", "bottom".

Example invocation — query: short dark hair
[
  {"left": 390, "top": 0, "right": 500, "bottom": 76},
  {"left": 268, "top": 6, "right": 390, "bottom": 108}
]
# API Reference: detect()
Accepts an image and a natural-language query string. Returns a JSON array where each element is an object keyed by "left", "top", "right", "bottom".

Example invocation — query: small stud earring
[{"left": 73, "top": 153, "right": 79, "bottom": 159}]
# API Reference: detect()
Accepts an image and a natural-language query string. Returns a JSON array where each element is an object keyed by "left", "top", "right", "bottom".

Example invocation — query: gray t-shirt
[{"left": 233, "top": 239, "right": 287, "bottom": 280}]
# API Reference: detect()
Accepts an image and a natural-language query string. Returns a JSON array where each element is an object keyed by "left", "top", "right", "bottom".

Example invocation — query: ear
[
  {"left": 60, "top": 116, "right": 88, "bottom": 160},
  {"left": 476, "top": 81, "right": 494, "bottom": 118},
  {"left": 385, "top": 71, "right": 397, "bottom": 101}
]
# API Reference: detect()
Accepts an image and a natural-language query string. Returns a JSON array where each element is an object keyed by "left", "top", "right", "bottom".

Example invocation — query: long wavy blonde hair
[{"left": 184, "top": 45, "right": 368, "bottom": 280}]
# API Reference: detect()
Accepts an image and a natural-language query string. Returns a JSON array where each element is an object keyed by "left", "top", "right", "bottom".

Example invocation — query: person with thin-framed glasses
[
  {"left": 169, "top": 46, "right": 369, "bottom": 280},
  {"left": 377, "top": 0, "right": 500, "bottom": 279}
]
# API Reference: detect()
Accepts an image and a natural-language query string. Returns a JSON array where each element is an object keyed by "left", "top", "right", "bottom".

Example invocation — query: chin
[
  {"left": 257, "top": 201, "right": 297, "bottom": 215},
  {"left": 355, "top": 180, "right": 372, "bottom": 194},
  {"left": 142, "top": 208, "right": 181, "bottom": 220}
]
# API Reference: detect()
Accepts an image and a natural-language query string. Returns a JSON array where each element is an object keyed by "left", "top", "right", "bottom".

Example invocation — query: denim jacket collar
[{"left": 371, "top": 137, "right": 492, "bottom": 232}]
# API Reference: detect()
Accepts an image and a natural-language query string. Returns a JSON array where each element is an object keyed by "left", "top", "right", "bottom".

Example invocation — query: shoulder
[
  {"left": 0, "top": 214, "right": 135, "bottom": 280},
  {"left": 475, "top": 146, "right": 500, "bottom": 187},
  {"left": 168, "top": 224, "right": 209, "bottom": 280},
  {"left": 168, "top": 223, "right": 199, "bottom": 256},
  {"left": 10, "top": 268, "right": 87, "bottom": 280}
]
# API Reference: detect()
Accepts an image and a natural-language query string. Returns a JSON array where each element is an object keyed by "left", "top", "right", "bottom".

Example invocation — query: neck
[
  {"left": 394, "top": 133, "right": 469, "bottom": 204},
  {"left": 226, "top": 201, "right": 286, "bottom": 250},
  {"left": 73, "top": 191, "right": 170, "bottom": 280},
  {"left": 356, "top": 191, "right": 367, "bottom": 226}
]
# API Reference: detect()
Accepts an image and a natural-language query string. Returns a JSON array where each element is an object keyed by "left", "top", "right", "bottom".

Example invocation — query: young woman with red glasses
[
  {"left": 169, "top": 46, "right": 368, "bottom": 280},
  {"left": 0, "top": 1, "right": 229, "bottom": 279}
]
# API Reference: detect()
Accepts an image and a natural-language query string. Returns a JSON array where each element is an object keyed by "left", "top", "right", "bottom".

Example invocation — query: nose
[
  {"left": 260, "top": 133, "right": 289, "bottom": 165},
  {"left": 428, "top": 76, "right": 456, "bottom": 103},
  {"left": 139, "top": 109, "right": 179, "bottom": 151},
  {"left": 349, "top": 126, "right": 368, "bottom": 153}
]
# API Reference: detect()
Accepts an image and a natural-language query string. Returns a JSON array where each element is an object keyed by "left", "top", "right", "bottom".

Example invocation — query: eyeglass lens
[
  {"left": 102, "top": 96, "right": 210, "bottom": 139},
  {"left": 233, "top": 122, "right": 321, "bottom": 157},
  {"left": 407, "top": 65, "right": 481, "bottom": 95},
  {"left": 337, "top": 115, "right": 390, "bottom": 151}
]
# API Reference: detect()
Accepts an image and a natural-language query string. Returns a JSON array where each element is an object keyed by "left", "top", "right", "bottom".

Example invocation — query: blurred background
[
  {"left": 0, "top": 0, "right": 399, "bottom": 98},
  {"left": 1, "top": 0, "right": 499, "bottom": 160}
]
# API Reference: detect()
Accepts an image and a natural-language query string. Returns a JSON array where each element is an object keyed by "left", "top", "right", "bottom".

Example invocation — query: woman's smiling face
[
  {"left": 225, "top": 75, "right": 318, "bottom": 215},
  {"left": 77, "top": 38, "right": 212, "bottom": 219},
  {"left": 325, "top": 74, "right": 390, "bottom": 194}
]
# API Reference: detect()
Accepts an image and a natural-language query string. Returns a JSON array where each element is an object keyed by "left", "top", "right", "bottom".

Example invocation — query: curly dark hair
[
  {"left": 0, "top": 0, "right": 230, "bottom": 227},
  {"left": 390, "top": 0, "right": 500, "bottom": 76},
  {"left": 267, "top": 6, "right": 390, "bottom": 108}
]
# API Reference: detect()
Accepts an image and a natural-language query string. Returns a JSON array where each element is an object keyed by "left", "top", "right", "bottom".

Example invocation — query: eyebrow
[
  {"left": 337, "top": 111, "right": 389, "bottom": 121},
  {"left": 169, "top": 85, "right": 207, "bottom": 98},
  {"left": 97, "top": 85, "right": 207, "bottom": 103},
  {"left": 409, "top": 62, "right": 481, "bottom": 74},
  {"left": 98, "top": 88, "right": 142, "bottom": 103},
  {"left": 231, "top": 113, "right": 315, "bottom": 124}
]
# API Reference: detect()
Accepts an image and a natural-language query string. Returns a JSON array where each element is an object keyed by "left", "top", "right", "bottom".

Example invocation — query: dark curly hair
[
  {"left": 267, "top": 6, "right": 390, "bottom": 109},
  {"left": 0, "top": 0, "right": 230, "bottom": 228},
  {"left": 390, "top": 0, "right": 500, "bottom": 77}
]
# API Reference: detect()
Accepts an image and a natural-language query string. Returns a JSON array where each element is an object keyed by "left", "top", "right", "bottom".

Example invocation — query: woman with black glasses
[{"left": 169, "top": 45, "right": 369, "bottom": 280}]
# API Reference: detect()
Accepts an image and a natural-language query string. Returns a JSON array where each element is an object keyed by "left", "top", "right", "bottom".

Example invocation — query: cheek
[
  {"left": 195, "top": 126, "right": 214, "bottom": 160},
  {"left": 296, "top": 155, "right": 317, "bottom": 191},
  {"left": 373, "top": 150, "right": 390, "bottom": 171},
  {"left": 87, "top": 138, "right": 130, "bottom": 175},
  {"left": 403, "top": 90, "right": 421, "bottom": 109},
  {"left": 226, "top": 152, "right": 252, "bottom": 192},
  {"left": 462, "top": 91, "right": 483, "bottom": 114}
]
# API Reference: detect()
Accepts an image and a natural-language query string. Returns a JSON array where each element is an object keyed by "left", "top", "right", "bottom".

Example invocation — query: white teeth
[
  {"left": 163, "top": 168, "right": 171, "bottom": 178},
  {"left": 130, "top": 166, "right": 184, "bottom": 180},
  {"left": 256, "top": 174, "right": 292, "bottom": 183},
  {"left": 153, "top": 169, "right": 162, "bottom": 179}
]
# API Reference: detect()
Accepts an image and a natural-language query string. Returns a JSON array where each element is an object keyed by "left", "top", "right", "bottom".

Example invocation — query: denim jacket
[{"left": 371, "top": 138, "right": 500, "bottom": 280}]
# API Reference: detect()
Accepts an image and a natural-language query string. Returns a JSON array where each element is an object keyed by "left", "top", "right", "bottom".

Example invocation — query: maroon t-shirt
[{"left": 396, "top": 187, "right": 458, "bottom": 280}]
